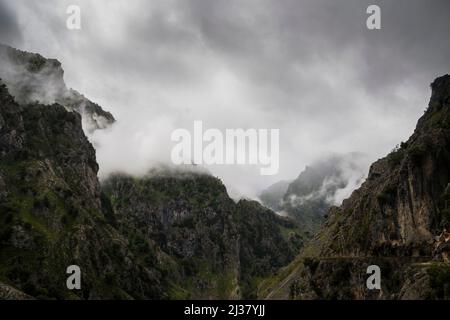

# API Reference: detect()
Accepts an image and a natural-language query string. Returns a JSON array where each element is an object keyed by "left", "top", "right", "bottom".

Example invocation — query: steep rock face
[
  {"left": 0, "top": 83, "right": 166, "bottom": 299},
  {"left": 0, "top": 44, "right": 114, "bottom": 132},
  {"left": 101, "top": 172, "right": 303, "bottom": 299},
  {"left": 235, "top": 199, "right": 303, "bottom": 297},
  {"left": 262, "top": 75, "right": 450, "bottom": 300},
  {"left": 101, "top": 172, "right": 241, "bottom": 299},
  {"left": 313, "top": 75, "right": 450, "bottom": 258}
]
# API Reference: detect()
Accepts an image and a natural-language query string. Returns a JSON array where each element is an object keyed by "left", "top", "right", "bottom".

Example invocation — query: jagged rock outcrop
[
  {"left": 101, "top": 171, "right": 303, "bottom": 299},
  {"left": 262, "top": 75, "right": 450, "bottom": 300},
  {"left": 0, "top": 44, "right": 114, "bottom": 132}
]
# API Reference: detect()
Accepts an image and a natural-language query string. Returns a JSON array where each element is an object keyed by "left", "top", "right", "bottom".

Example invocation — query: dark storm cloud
[
  {"left": 3, "top": 0, "right": 450, "bottom": 198},
  {"left": 0, "top": 0, "right": 22, "bottom": 45},
  {"left": 81, "top": 0, "right": 449, "bottom": 118},
  {"left": 359, "top": 0, "right": 450, "bottom": 93},
  {"left": 20, "top": 0, "right": 447, "bottom": 103},
  {"left": 5, "top": 0, "right": 450, "bottom": 102},
  {"left": 176, "top": 0, "right": 450, "bottom": 98}
]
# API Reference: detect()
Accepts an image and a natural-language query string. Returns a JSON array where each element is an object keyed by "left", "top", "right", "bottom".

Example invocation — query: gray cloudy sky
[{"left": 1, "top": 0, "right": 450, "bottom": 199}]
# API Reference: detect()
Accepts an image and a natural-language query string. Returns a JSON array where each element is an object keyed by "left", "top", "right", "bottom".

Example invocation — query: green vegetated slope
[
  {"left": 0, "top": 83, "right": 165, "bottom": 299},
  {"left": 101, "top": 172, "right": 304, "bottom": 299},
  {"left": 261, "top": 75, "right": 450, "bottom": 300}
]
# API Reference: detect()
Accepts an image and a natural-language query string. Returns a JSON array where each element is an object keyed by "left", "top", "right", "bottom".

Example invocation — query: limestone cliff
[
  {"left": 0, "top": 82, "right": 166, "bottom": 299},
  {"left": 262, "top": 75, "right": 450, "bottom": 300},
  {"left": 101, "top": 171, "right": 303, "bottom": 299}
]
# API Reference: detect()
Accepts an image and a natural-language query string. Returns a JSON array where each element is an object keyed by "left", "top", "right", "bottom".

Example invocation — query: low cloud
[
  {"left": 1, "top": 0, "right": 450, "bottom": 199},
  {"left": 284, "top": 153, "right": 370, "bottom": 208}
]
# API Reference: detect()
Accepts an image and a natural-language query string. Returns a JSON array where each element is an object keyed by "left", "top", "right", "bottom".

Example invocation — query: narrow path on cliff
[{"left": 264, "top": 255, "right": 433, "bottom": 299}]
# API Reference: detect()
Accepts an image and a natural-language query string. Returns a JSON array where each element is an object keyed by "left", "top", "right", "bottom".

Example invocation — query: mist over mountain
[
  {"left": 259, "top": 180, "right": 291, "bottom": 212},
  {"left": 0, "top": 44, "right": 114, "bottom": 133},
  {"left": 260, "top": 153, "right": 369, "bottom": 234},
  {"left": 1, "top": 0, "right": 450, "bottom": 302},
  {"left": 0, "top": 45, "right": 303, "bottom": 299},
  {"left": 2, "top": 45, "right": 450, "bottom": 300}
]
